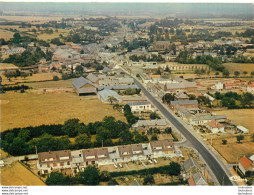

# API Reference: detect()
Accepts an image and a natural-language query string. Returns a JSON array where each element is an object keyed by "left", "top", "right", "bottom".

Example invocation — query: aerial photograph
[{"left": 0, "top": 1, "right": 253, "bottom": 191}]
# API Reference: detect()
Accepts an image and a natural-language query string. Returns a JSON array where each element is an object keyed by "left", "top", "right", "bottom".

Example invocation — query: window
[
  {"left": 79, "top": 154, "right": 81, "bottom": 157},
  {"left": 53, "top": 163, "right": 57, "bottom": 167},
  {"left": 67, "top": 161, "right": 70, "bottom": 165},
  {"left": 47, "top": 163, "right": 50, "bottom": 167},
  {"left": 60, "top": 162, "right": 64, "bottom": 166}
]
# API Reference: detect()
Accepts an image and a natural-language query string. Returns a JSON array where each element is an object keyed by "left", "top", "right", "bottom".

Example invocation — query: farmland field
[
  {"left": 0, "top": 63, "right": 19, "bottom": 71},
  {"left": 0, "top": 29, "right": 14, "bottom": 40},
  {"left": 215, "top": 109, "right": 254, "bottom": 134},
  {"left": 212, "top": 137, "right": 254, "bottom": 164},
  {"left": 222, "top": 63, "right": 254, "bottom": 75},
  {"left": 1, "top": 162, "right": 45, "bottom": 186},
  {"left": 1, "top": 91, "right": 126, "bottom": 131},
  {"left": 1, "top": 72, "right": 62, "bottom": 85}
]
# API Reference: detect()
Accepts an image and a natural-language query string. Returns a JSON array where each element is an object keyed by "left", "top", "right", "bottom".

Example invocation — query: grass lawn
[
  {"left": 222, "top": 63, "right": 254, "bottom": 75},
  {"left": 1, "top": 162, "right": 45, "bottom": 186},
  {"left": 36, "top": 29, "right": 69, "bottom": 41},
  {"left": 1, "top": 91, "right": 126, "bottom": 131},
  {"left": 215, "top": 109, "right": 254, "bottom": 134}
]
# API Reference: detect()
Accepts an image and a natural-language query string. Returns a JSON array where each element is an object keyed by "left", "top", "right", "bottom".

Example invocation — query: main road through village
[{"left": 127, "top": 73, "right": 234, "bottom": 186}]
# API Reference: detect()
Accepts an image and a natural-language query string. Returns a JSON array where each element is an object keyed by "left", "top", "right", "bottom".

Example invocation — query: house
[
  {"left": 164, "top": 82, "right": 197, "bottom": 92},
  {"left": 37, "top": 150, "right": 72, "bottom": 174},
  {"left": 132, "top": 119, "right": 167, "bottom": 131},
  {"left": 183, "top": 157, "right": 202, "bottom": 176},
  {"left": 174, "top": 92, "right": 189, "bottom": 101},
  {"left": 98, "top": 84, "right": 139, "bottom": 92},
  {"left": 72, "top": 77, "right": 97, "bottom": 96},
  {"left": 127, "top": 101, "right": 152, "bottom": 112},
  {"left": 170, "top": 100, "right": 199, "bottom": 111},
  {"left": 236, "top": 126, "right": 249, "bottom": 134},
  {"left": 238, "top": 156, "right": 253, "bottom": 175},
  {"left": 206, "top": 120, "right": 225, "bottom": 133},
  {"left": 190, "top": 114, "right": 227, "bottom": 126},
  {"left": 247, "top": 83, "right": 254, "bottom": 94},
  {"left": 225, "top": 82, "right": 233, "bottom": 90},
  {"left": 153, "top": 40, "right": 171, "bottom": 50},
  {"left": 211, "top": 81, "right": 224, "bottom": 91},
  {"left": 97, "top": 89, "right": 122, "bottom": 103},
  {"left": 150, "top": 140, "right": 175, "bottom": 158},
  {"left": 188, "top": 172, "right": 208, "bottom": 186},
  {"left": 37, "top": 139, "right": 176, "bottom": 173},
  {"left": 86, "top": 73, "right": 99, "bottom": 85},
  {"left": 121, "top": 96, "right": 147, "bottom": 104}
]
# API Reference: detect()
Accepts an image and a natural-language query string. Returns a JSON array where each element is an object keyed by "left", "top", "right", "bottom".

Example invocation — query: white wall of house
[{"left": 130, "top": 104, "right": 152, "bottom": 112}]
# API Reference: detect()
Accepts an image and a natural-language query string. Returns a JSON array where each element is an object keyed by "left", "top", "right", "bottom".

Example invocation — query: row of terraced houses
[{"left": 37, "top": 140, "right": 175, "bottom": 174}]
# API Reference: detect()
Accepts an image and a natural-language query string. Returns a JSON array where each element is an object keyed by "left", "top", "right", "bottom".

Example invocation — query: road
[{"left": 128, "top": 74, "right": 234, "bottom": 186}]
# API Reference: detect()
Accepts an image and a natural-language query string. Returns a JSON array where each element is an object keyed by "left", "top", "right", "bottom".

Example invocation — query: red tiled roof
[
  {"left": 225, "top": 82, "right": 232, "bottom": 87},
  {"left": 207, "top": 120, "right": 224, "bottom": 128},
  {"left": 248, "top": 83, "right": 254, "bottom": 88},
  {"left": 239, "top": 156, "right": 252, "bottom": 170},
  {"left": 188, "top": 176, "right": 196, "bottom": 186}
]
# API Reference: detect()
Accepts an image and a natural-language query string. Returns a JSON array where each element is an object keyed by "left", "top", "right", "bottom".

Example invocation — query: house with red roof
[
  {"left": 238, "top": 156, "right": 253, "bottom": 175},
  {"left": 206, "top": 120, "right": 225, "bottom": 133},
  {"left": 224, "top": 82, "right": 233, "bottom": 90}
]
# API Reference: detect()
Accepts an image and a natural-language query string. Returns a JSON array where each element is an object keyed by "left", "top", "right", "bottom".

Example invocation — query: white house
[
  {"left": 247, "top": 83, "right": 254, "bottom": 94},
  {"left": 211, "top": 81, "right": 224, "bottom": 90},
  {"left": 190, "top": 114, "right": 227, "bottom": 126},
  {"left": 238, "top": 156, "right": 253, "bottom": 175},
  {"left": 127, "top": 101, "right": 153, "bottom": 112}
]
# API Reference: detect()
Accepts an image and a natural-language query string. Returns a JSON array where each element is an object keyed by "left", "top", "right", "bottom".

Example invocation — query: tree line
[{"left": 1, "top": 114, "right": 150, "bottom": 156}]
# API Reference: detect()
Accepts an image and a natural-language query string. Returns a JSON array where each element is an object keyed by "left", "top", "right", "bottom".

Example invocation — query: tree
[
  {"left": 240, "top": 93, "right": 253, "bottom": 108},
  {"left": 222, "top": 69, "right": 230, "bottom": 77},
  {"left": 222, "top": 140, "right": 227, "bottom": 145},
  {"left": 151, "top": 134, "right": 158, "bottom": 141},
  {"left": 243, "top": 71, "right": 248, "bottom": 76},
  {"left": 150, "top": 112, "right": 160, "bottom": 120},
  {"left": 107, "top": 96, "right": 118, "bottom": 104},
  {"left": 74, "top": 134, "right": 91, "bottom": 149},
  {"left": 53, "top": 75, "right": 59, "bottom": 81},
  {"left": 46, "top": 172, "right": 70, "bottom": 186},
  {"left": 143, "top": 175, "right": 155, "bottom": 185},
  {"left": 78, "top": 166, "right": 100, "bottom": 185},
  {"left": 162, "top": 93, "right": 175, "bottom": 104},
  {"left": 62, "top": 118, "right": 83, "bottom": 137},
  {"left": 251, "top": 71, "right": 254, "bottom": 77},
  {"left": 75, "top": 65, "right": 83, "bottom": 74},
  {"left": 234, "top": 71, "right": 240, "bottom": 77},
  {"left": 236, "top": 135, "right": 244, "bottom": 143},
  {"left": 168, "top": 161, "right": 181, "bottom": 176}
]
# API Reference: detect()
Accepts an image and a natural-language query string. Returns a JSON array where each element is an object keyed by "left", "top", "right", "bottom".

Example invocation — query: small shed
[{"left": 237, "top": 126, "right": 249, "bottom": 134}]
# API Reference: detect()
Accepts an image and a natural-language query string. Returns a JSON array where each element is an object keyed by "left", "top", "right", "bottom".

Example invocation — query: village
[{"left": 0, "top": 6, "right": 254, "bottom": 187}]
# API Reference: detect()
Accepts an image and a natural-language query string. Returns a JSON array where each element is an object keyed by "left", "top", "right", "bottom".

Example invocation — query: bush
[
  {"left": 53, "top": 75, "right": 59, "bottom": 81},
  {"left": 222, "top": 140, "right": 227, "bottom": 145}
]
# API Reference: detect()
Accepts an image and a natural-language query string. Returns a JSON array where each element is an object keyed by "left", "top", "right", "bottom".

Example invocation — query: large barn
[{"left": 72, "top": 77, "right": 97, "bottom": 96}]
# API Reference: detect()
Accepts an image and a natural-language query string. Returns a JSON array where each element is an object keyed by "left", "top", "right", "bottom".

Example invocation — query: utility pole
[{"left": 35, "top": 146, "right": 37, "bottom": 154}]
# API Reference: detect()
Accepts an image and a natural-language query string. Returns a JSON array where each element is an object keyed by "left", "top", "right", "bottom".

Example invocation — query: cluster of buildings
[{"left": 37, "top": 140, "right": 175, "bottom": 174}]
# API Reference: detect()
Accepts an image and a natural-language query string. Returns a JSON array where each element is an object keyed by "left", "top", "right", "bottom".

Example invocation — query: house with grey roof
[
  {"left": 132, "top": 119, "right": 167, "bottom": 131},
  {"left": 72, "top": 77, "right": 97, "bottom": 96},
  {"left": 190, "top": 114, "right": 227, "bottom": 126},
  {"left": 164, "top": 82, "right": 197, "bottom": 92},
  {"left": 86, "top": 73, "right": 99, "bottom": 84},
  {"left": 183, "top": 157, "right": 202, "bottom": 176},
  {"left": 97, "top": 89, "right": 122, "bottom": 103},
  {"left": 170, "top": 100, "right": 199, "bottom": 111},
  {"left": 98, "top": 84, "right": 139, "bottom": 91},
  {"left": 188, "top": 172, "right": 208, "bottom": 186},
  {"left": 127, "top": 101, "right": 152, "bottom": 112}
]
